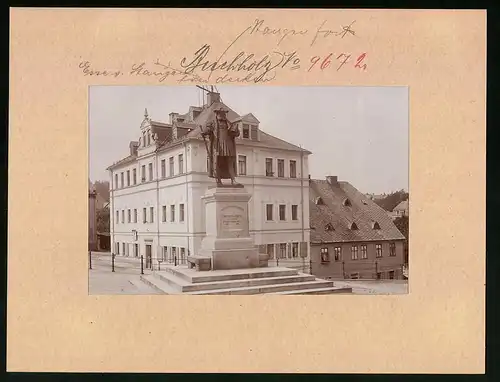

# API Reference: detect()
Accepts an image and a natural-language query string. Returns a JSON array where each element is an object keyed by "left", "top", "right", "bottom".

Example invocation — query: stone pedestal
[{"left": 198, "top": 186, "right": 260, "bottom": 270}]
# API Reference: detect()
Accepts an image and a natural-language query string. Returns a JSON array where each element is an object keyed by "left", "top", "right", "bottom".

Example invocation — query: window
[
  {"left": 126, "top": 170, "right": 130, "bottom": 186},
  {"left": 170, "top": 204, "right": 175, "bottom": 222},
  {"left": 334, "top": 247, "right": 342, "bottom": 261},
  {"left": 238, "top": 155, "right": 247, "bottom": 175},
  {"left": 266, "top": 204, "right": 273, "bottom": 221},
  {"left": 292, "top": 243, "right": 299, "bottom": 258},
  {"left": 116, "top": 242, "right": 120, "bottom": 254},
  {"left": 289, "top": 160, "right": 297, "bottom": 178},
  {"left": 114, "top": 174, "right": 118, "bottom": 189},
  {"left": 134, "top": 209, "right": 137, "bottom": 223},
  {"left": 388, "top": 270, "right": 395, "bottom": 280},
  {"left": 325, "top": 223, "right": 334, "bottom": 231},
  {"left": 142, "top": 208, "right": 147, "bottom": 223},
  {"left": 389, "top": 242, "right": 396, "bottom": 256},
  {"left": 162, "top": 246, "right": 168, "bottom": 262},
  {"left": 122, "top": 243, "right": 126, "bottom": 255},
  {"left": 343, "top": 198, "right": 352, "bottom": 207},
  {"left": 361, "top": 244, "right": 367, "bottom": 259},
  {"left": 376, "top": 272, "right": 382, "bottom": 280},
  {"left": 351, "top": 245, "right": 359, "bottom": 260},
  {"left": 148, "top": 163, "right": 153, "bottom": 181},
  {"left": 279, "top": 204, "right": 286, "bottom": 221},
  {"left": 292, "top": 205, "right": 298, "bottom": 221},
  {"left": 376, "top": 244, "right": 383, "bottom": 258},
  {"left": 180, "top": 248, "right": 186, "bottom": 264},
  {"left": 147, "top": 131, "right": 151, "bottom": 146},
  {"left": 162, "top": 206, "right": 166, "bottom": 222},
  {"left": 141, "top": 165, "right": 146, "bottom": 182},
  {"left": 350, "top": 273, "right": 360, "bottom": 280},
  {"left": 150, "top": 207, "right": 154, "bottom": 223},
  {"left": 120, "top": 172, "right": 124, "bottom": 188},
  {"left": 265, "top": 158, "right": 273, "bottom": 176},
  {"left": 320, "top": 247, "right": 330, "bottom": 263},
  {"left": 133, "top": 168, "right": 137, "bottom": 185},
  {"left": 179, "top": 204, "right": 185, "bottom": 222},
  {"left": 127, "top": 209, "right": 131, "bottom": 223},
  {"left": 172, "top": 247, "right": 177, "bottom": 262},
  {"left": 115, "top": 210, "right": 119, "bottom": 224},
  {"left": 266, "top": 244, "right": 274, "bottom": 259},
  {"left": 161, "top": 159, "right": 166, "bottom": 178},
  {"left": 372, "top": 221, "right": 381, "bottom": 230},
  {"left": 121, "top": 210, "right": 125, "bottom": 224},
  {"left": 242, "top": 124, "right": 250, "bottom": 138},
  {"left": 178, "top": 154, "right": 184, "bottom": 174},
  {"left": 169, "top": 157, "right": 174, "bottom": 177},
  {"left": 279, "top": 243, "right": 287, "bottom": 259},
  {"left": 350, "top": 222, "right": 359, "bottom": 230},
  {"left": 142, "top": 131, "right": 146, "bottom": 147},
  {"left": 277, "top": 159, "right": 285, "bottom": 177}
]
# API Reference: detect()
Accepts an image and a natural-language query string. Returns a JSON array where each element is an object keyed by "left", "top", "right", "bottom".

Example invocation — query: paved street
[
  {"left": 331, "top": 279, "right": 408, "bottom": 295},
  {"left": 89, "top": 252, "right": 408, "bottom": 295},
  {"left": 88, "top": 252, "right": 160, "bottom": 295}
]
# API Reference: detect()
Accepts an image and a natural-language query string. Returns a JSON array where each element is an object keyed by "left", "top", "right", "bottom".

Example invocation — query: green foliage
[
  {"left": 374, "top": 190, "right": 409, "bottom": 212},
  {"left": 96, "top": 208, "right": 110, "bottom": 233},
  {"left": 93, "top": 181, "right": 110, "bottom": 202},
  {"left": 394, "top": 216, "right": 409, "bottom": 240}
]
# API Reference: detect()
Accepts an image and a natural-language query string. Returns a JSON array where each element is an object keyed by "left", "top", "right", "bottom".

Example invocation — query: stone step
[
  {"left": 140, "top": 274, "right": 174, "bottom": 294},
  {"left": 270, "top": 286, "right": 353, "bottom": 295},
  {"left": 184, "top": 280, "right": 335, "bottom": 295},
  {"left": 163, "top": 266, "right": 300, "bottom": 284},
  {"left": 152, "top": 270, "right": 189, "bottom": 292},
  {"left": 154, "top": 271, "right": 317, "bottom": 293}
]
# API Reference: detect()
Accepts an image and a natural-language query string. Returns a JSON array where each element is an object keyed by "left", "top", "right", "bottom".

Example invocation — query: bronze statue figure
[{"left": 200, "top": 108, "right": 242, "bottom": 187}]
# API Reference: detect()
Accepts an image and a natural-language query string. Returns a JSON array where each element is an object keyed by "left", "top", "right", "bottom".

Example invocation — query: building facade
[
  {"left": 310, "top": 176, "right": 406, "bottom": 280},
  {"left": 107, "top": 92, "right": 311, "bottom": 272},
  {"left": 88, "top": 181, "right": 97, "bottom": 251}
]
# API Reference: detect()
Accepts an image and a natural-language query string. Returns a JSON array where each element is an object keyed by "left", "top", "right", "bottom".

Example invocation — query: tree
[
  {"left": 394, "top": 215, "right": 409, "bottom": 265},
  {"left": 374, "top": 189, "right": 409, "bottom": 212},
  {"left": 394, "top": 216, "right": 409, "bottom": 240},
  {"left": 96, "top": 207, "right": 110, "bottom": 233},
  {"left": 93, "top": 180, "right": 110, "bottom": 202}
]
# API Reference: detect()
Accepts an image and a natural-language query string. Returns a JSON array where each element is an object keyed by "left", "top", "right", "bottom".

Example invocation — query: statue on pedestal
[{"left": 200, "top": 108, "right": 242, "bottom": 187}]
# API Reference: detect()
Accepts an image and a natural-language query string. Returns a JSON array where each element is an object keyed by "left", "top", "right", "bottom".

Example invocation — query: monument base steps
[{"left": 140, "top": 265, "right": 352, "bottom": 295}]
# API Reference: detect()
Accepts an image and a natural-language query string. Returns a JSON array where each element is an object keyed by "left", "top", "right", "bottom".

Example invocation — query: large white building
[{"left": 107, "top": 91, "right": 311, "bottom": 272}]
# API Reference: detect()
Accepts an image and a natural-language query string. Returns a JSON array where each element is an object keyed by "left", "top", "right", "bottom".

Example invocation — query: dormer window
[
  {"left": 349, "top": 222, "right": 359, "bottom": 230},
  {"left": 325, "top": 223, "right": 334, "bottom": 231},
  {"left": 315, "top": 197, "right": 324, "bottom": 205},
  {"left": 242, "top": 124, "right": 250, "bottom": 139},
  {"left": 372, "top": 221, "right": 381, "bottom": 230},
  {"left": 343, "top": 198, "right": 352, "bottom": 207}
]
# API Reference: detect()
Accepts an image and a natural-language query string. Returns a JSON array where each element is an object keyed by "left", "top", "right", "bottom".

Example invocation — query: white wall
[{"left": 110, "top": 138, "right": 311, "bottom": 266}]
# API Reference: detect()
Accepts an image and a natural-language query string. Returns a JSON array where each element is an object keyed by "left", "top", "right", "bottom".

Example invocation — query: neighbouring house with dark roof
[
  {"left": 106, "top": 91, "right": 312, "bottom": 272},
  {"left": 309, "top": 176, "right": 406, "bottom": 280}
]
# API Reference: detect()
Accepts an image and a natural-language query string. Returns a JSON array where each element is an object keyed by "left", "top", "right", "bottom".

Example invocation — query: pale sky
[{"left": 89, "top": 86, "right": 408, "bottom": 194}]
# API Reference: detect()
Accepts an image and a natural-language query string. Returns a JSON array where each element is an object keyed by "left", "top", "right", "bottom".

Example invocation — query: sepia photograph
[{"left": 88, "top": 85, "right": 409, "bottom": 295}]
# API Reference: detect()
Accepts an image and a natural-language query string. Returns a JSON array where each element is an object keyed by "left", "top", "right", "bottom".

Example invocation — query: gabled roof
[
  {"left": 234, "top": 113, "right": 260, "bottom": 124},
  {"left": 393, "top": 200, "right": 408, "bottom": 211},
  {"left": 107, "top": 96, "right": 311, "bottom": 170},
  {"left": 309, "top": 179, "right": 405, "bottom": 244}
]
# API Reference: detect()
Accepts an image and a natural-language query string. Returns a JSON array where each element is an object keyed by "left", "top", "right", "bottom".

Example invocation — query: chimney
[
  {"left": 326, "top": 176, "right": 338, "bottom": 185},
  {"left": 169, "top": 112, "right": 179, "bottom": 124},
  {"left": 207, "top": 91, "right": 220, "bottom": 105}
]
